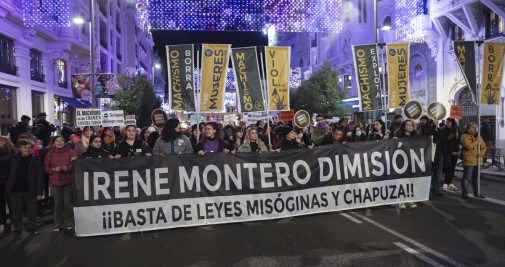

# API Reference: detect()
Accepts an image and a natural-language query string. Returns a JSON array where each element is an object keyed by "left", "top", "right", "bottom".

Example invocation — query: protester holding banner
[
  {"left": 114, "top": 125, "right": 152, "bottom": 158},
  {"left": 100, "top": 127, "right": 116, "bottom": 154},
  {"left": 417, "top": 116, "right": 437, "bottom": 137},
  {"left": 44, "top": 136, "right": 76, "bottom": 231},
  {"left": 0, "top": 136, "right": 15, "bottom": 234},
  {"left": 323, "top": 127, "right": 347, "bottom": 145},
  {"left": 389, "top": 115, "right": 403, "bottom": 135},
  {"left": 294, "top": 127, "right": 312, "bottom": 148},
  {"left": 0, "top": 140, "right": 43, "bottom": 238},
  {"left": 460, "top": 123, "right": 486, "bottom": 199},
  {"left": 153, "top": 119, "right": 193, "bottom": 156},
  {"left": 74, "top": 126, "right": 94, "bottom": 157},
  {"left": 194, "top": 122, "right": 230, "bottom": 155},
  {"left": 349, "top": 125, "right": 367, "bottom": 142},
  {"left": 312, "top": 120, "right": 331, "bottom": 146},
  {"left": 337, "top": 118, "right": 351, "bottom": 142},
  {"left": 273, "top": 127, "right": 304, "bottom": 152},
  {"left": 368, "top": 119, "right": 389, "bottom": 141},
  {"left": 442, "top": 118, "right": 460, "bottom": 192},
  {"left": 80, "top": 135, "right": 113, "bottom": 159},
  {"left": 233, "top": 126, "right": 245, "bottom": 150},
  {"left": 238, "top": 128, "right": 268, "bottom": 153}
]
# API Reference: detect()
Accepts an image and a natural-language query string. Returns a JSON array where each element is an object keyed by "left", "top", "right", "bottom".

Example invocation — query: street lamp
[
  {"left": 73, "top": 0, "right": 96, "bottom": 108},
  {"left": 152, "top": 63, "right": 161, "bottom": 83}
]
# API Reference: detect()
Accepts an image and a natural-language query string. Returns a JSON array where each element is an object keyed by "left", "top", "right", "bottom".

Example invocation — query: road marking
[
  {"left": 350, "top": 211, "right": 466, "bottom": 267},
  {"left": 339, "top": 212, "right": 363, "bottom": 224},
  {"left": 394, "top": 242, "right": 444, "bottom": 267}
]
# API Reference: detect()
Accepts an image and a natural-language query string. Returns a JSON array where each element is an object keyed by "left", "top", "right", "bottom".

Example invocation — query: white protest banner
[
  {"left": 244, "top": 112, "right": 268, "bottom": 125},
  {"left": 101, "top": 110, "right": 125, "bottom": 127},
  {"left": 76, "top": 109, "right": 102, "bottom": 127},
  {"left": 224, "top": 114, "right": 237, "bottom": 125},
  {"left": 124, "top": 115, "right": 136, "bottom": 127}
]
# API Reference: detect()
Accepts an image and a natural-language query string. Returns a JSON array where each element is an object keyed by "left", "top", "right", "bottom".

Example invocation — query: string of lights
[
  {"left": 22, "top": 0, "right": 70, "bottom": 28},
  {"left": 395, "top": 0, "right": 424, "bottom": 43}
]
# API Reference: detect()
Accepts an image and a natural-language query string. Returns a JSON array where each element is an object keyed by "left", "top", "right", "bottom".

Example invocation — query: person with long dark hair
[
  {"left": 194, "top": 122, "right": 230, "bottom": 155},
  {"left": 368, "top": 119, "right": 389, "bottom": 140},
  {"left": 74, "top": 126, "right": 94, "bottom": 157},
  {"left": 442, "top": 118, "right": 460, "bottom": 192},
  {"left": 349, "top": 125, "right": 367, "bottom": 142},
  {"left": 393, "top": 120, "right": 419, "bottom": 209},
  {"left": 80, "top": 135, "right": 113, "bottom": 159},
  {"left": 114, "top": 125, "right": 152, "bottom": 158},
  {"left": 100, "top": 127, "right": 117, "bottom": 155},
  {"left": 153, "top": 119, "right": 193, "bottom": 155}
]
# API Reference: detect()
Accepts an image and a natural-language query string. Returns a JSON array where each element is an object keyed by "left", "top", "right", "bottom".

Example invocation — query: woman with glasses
[
  {"left": 43, "top": 136, "right": 76, "bottom": 231},
  {"left": 80, "top": 135, "right": 113, "bottom": 159},
  {"left": 238, "top": 128, "right": 268, "bottom": 153},
  {"left": 114, "top": 125, "right": 152, "bottom": 158}
]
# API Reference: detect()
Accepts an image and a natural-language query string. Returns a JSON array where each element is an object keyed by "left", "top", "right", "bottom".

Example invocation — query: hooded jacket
[{"left": 44, "top": 144, "right": 75, "bottom": 186}]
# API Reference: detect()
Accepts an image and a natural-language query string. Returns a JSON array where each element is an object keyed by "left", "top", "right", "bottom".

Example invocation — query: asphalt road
[{"left": 1, "top": 171, "right": 504, "bottom": 267}]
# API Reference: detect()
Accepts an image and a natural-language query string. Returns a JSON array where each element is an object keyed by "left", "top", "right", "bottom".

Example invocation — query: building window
[
  {"left": 57, "top": 60, "right": 67, "bottom": 88},
  {"left": 116, "top": 12, "right": 121, "bottom": 33},
  {"left": 31, "top": 91, "right": 44, "bottom": 119},
  {"left": 451, "top": 23, "right": 464, "bottom": 41},
  {"left": 0, "top": 35, "right": 17, "bottom": 76},
  {"left": 97, "top": 0, "right": 107, "bottom": 15},
  {"left": 486, "top": 11, "right": 504, "bottom": 39},
  {"left": 54, "top": 96, "right": 73, "bottom": 126},
  {"left": 414, "top": 64, "right": 423, "bottom": 78},
  {"left": 100, "top": 20, "right": 107, "bottom": 48},
  {"left": 344, "top": 0, "right": 351, "bottom": 23},
  {"left": 100, "top": 52, "right": 107, "bottom": 72},
  {"left": 116, "top": 37, "right": 121, "bottom": 60},
  {"left": 358, "top": 0, "right": 367, "bottom": 23},
  {"left": 30, "top": 49, "right": 45, "bottom": 82},
  {"left": 0, "top": 85, "right": 16, "bottom": 135},
  {"left": 344, "top": 74, "right": 352, "bottom": 92},
  {"left": 117, "top": 63, "right": 121, "bottom": 74}
]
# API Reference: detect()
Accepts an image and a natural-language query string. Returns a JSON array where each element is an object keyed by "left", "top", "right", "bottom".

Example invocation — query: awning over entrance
[{"left": 56, "top": 95, "right": 90, "bottom": 109}]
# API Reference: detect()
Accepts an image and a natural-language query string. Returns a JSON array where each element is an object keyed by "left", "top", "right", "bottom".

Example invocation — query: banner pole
[
  {"left": 258, "top": 47, "right": 271, "bottom": 146},
  {"left": 196, "top": 44, "right": 201, "bottom": 140},
  {"left": 476, "top": 40, "right": 483, "bottom": 196},
  {"left": 378, "top": 43, "right": 388, "bottom": 136}
]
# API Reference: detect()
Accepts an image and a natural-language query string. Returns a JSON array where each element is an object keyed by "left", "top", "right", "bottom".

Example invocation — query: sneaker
[
  {"left": 398, "top": 203, "right": 406, "bottom": 210},
  {"left": 407, "top": 202, "right": 417, "bottom": 208},
  {"left": 462, "top": 194, "right": 470, "bottom": 199},
  {"left": 448, "top": 184, "right": 458, "bottom": 191},
  {"left": 442, "top": 184, "right": 448, "bottom": 192},
  {"left": 53, "top": 226, "right": 61, "bottom": 232},
  {"left": 67, "top": 224, "right": 73, "bottom": 230}
]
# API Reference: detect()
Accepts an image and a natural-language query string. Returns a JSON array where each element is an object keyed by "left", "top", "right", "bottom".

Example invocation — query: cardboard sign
[
  {"left": 449, "top": 105, "right": 464, "bottom": 120},
  {"left": 279, "top": 109, "right": 294, "bottom": 121},
  {"left": 243, "top": 112, "right": 268, "bottom": 125},
  {"left": 124, "top": 115, "right": 136, "bottom": 127},
  {"left": 76, "top": 109, "right": 102, "bottom": 127},
  {"left": 102, "top": 110, "right": 125, "bottom": 127}
]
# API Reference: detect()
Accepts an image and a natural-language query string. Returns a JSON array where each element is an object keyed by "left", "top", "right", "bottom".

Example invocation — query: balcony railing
[
  {"left": 0, "top": 63, "right": 18, "bottom": 76},
  {"left": 31, "top": 71, "right": 45, "bottom": 82}
]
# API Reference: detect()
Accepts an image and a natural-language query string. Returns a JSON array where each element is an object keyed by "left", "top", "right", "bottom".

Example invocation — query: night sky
[{"left": 152, "top": 30, "right": 268, "bottom": 72}]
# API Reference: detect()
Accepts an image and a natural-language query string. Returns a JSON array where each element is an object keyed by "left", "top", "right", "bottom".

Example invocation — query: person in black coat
[
  {"left": 194, "top": 122, "right": 230, "bottom": 155},
  {"left": 33, "top": 113, "right": 56, "bottom": 147},
  {"left": 81, "top": 135, "right": 113, "bottom": 159},
  {"left": 114, "top": 125, "right": 152, "bottom": 158}
]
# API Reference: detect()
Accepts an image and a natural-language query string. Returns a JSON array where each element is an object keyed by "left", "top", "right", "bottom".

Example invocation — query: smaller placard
[{"left": 403, "top": 100, "right": 423, "bottom": 120}]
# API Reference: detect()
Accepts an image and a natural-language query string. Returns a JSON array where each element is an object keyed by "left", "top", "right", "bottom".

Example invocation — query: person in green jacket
[{"left": 238, "top": 128, "right": 268, "bottom": 153}]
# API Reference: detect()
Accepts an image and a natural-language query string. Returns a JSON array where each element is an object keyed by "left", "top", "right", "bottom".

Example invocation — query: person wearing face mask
[
  {"left": 114, "top": 125, "right": 152, "bottom": 158},
  {"left": 294, "top": 127, "right": 312, "bottom": 148},
  {"left": 349, "top": 126, "right": 367, "bottom": 142},
  {"left": 44, "top": 136, "right": 76, "bottom": 231}
]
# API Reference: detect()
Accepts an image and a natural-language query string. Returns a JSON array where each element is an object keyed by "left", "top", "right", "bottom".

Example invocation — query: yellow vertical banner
[
  {"left": 481, "top": 42, "right": 505, "bottom": 105},
  {"left": 386, "top": 43, "right": 410, "bottom": 108},
  {"left": 265, "top": 46, "right": 290, "bottom": 111},
  {"left": 199, "top": 44, "right": 231, "bottom": 112}
]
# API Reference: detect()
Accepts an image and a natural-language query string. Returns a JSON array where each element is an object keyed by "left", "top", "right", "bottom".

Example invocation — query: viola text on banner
[{"left": 265, "top": 46, "right": 290, "bottom": 111}]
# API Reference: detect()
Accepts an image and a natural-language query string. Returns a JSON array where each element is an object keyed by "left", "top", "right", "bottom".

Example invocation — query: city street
[{"left": 1, "top": 170, "right": 504, "bottom": 267}]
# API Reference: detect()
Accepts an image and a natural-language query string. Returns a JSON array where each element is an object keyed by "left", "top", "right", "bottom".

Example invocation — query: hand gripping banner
[
  {"left": 166, "top": 44, "right": 196, "bottom": 111},
  {"left": 199, "top": 44, "right": 231, "bottom": 112},
  {"left": 352, "top": 44, "right": 383, "bottom": 111},
  {"left": 231, "top": 47, "right": 265, "bottom": 112},
  {"left": 387, "top": 43, "right": 410, "bottom": 108},
  {"left": 72, "top": 137, "right": 432, "bottom": 236},
  {"left": 265, "top": 46, "right": 290, "bottom": 111}
]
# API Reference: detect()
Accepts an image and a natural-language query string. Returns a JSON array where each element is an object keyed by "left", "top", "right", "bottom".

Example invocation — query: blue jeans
[
  {"left": 461, "top": 166, "right": 479, "bottom": 196},
  {"left": 431, "top": 155, "right": 444, "bottom": 194}
]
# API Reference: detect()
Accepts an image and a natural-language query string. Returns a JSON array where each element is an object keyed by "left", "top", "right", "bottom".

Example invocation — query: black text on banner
[
  {"left": 166, "top": 44, "right": 196, "bottom": 111},
  {"left": 352, "top": 44, "right": 383, "bottom": 111},
  {"left": 73, "top": 137, "right": 432, "bottom": 236},
  {"left": 452, "top": 41, "right": 477, "bottom": 102}
]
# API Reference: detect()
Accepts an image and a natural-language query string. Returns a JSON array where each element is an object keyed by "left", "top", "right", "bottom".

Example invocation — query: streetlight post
[
  {"left": 374, "top": 0, "right": 391, "bottom": 131},
  {"left": 73, "top": 0, "right": 96, "bottom": 108}
]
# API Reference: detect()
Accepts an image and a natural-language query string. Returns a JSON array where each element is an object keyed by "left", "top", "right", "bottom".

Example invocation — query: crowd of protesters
[{"left": 0, "top": 111, "right": 488, "bottom": 239}]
